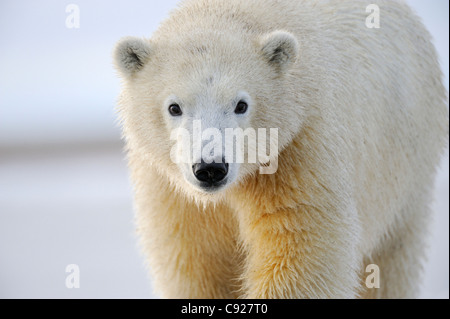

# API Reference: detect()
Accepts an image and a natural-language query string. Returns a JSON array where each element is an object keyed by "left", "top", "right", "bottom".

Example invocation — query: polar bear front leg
[
  {"left": 237, "top": 205, "right": 361, "bottom": 299},
  {"left": 133, "top": 166, "right": 241, "bottom": 299}
]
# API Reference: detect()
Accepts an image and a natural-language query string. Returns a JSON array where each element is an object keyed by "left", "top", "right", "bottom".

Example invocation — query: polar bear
[{"left": 114, "top": 0, "right": 448, "bottom": 298}]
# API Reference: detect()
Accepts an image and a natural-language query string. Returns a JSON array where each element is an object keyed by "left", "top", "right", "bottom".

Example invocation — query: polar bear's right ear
[
  {"left": 259, "top": 31, "right": 299, "bottom": 72},
  {"left": 113, "top": 37, "right": 152, "bottom": 78}
]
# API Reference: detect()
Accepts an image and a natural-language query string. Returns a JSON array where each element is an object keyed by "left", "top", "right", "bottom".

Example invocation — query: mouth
[{"left": 195, "top": 178, "right": 228, "bottom": 193}]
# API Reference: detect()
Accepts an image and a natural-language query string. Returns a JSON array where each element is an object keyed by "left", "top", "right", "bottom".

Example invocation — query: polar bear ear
[
  {"left": 114, "top": 36, "right": 152, "bottom": 77},
  {"left": 259, "top": 31, "right": 299, "bottom": 72}
]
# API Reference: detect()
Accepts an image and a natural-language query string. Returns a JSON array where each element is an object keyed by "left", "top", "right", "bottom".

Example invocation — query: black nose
[{"left": 192, "top": 159, "right": 229, "bottom": 184}]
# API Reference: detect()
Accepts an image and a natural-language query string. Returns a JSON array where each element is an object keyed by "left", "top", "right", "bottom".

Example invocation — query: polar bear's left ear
[
  {"left": 259, "top": 31, "right": 299, "bottom": 72},
  {"left": 113, "top": 36, "right": 152, "bottom": 78}
]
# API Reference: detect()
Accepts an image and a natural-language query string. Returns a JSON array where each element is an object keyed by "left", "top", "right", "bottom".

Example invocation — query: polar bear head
[{"left": 114, "top": 30, "right": 302, "bottom": 200}]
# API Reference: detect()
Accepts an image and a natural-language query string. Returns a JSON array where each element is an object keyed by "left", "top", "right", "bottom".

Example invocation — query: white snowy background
[{"left": 0, "top": 0, "right": 448, "bottom": 298}]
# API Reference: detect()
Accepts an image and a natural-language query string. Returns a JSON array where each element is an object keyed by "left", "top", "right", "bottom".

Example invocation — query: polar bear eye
[
  {"left": 234, "top": 101, "right": 248, "bottom": 114},
  {"left": 168, "top": 103, "right": 182, "bottom": 116}
]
